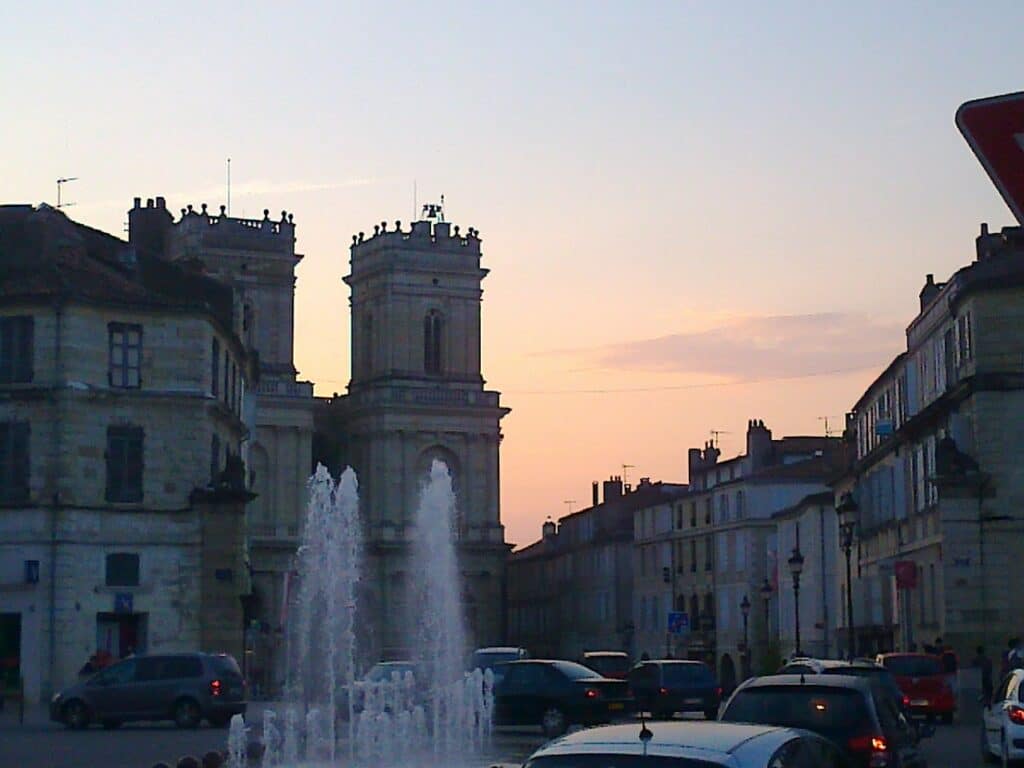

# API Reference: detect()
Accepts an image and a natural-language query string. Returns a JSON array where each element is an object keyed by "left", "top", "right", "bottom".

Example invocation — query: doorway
[
  {"left": 0, "top": 613, "right": 20, "bottom": 690},
  {"left": 96, "top": 613, "right": 148, "bottom": 658}
]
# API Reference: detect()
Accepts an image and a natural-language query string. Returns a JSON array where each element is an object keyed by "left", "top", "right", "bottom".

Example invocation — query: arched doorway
[{"left": 720, "top": 653, "right": 737, "bottom": 694}]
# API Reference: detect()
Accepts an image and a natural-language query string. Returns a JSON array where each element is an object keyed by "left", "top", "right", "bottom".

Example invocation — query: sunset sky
[{"left": 4, "top": 2, "right": 1023, "bottom": 547}]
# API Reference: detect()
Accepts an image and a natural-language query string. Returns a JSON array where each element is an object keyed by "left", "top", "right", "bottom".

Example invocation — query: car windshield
[
  {"left": 882, "top": 656, "right": 942, "bottom": 677},
  {"left": 584, "top": 656, "right": 630, "bottom": 678},
  {"left": 210, "top": 655, "right": 242, "bottom": 677},
  {"left": 553, "top": 661, "right": 603, "bottom": 680},
  {"left": 722, "top": 686, "right": 871, "bottom": 743},
  {"left": 526, "top": 756, "right": 720, "bottom": 768},
  {"left": 663, "top": 663, "right": 714, "bottom": 685}
]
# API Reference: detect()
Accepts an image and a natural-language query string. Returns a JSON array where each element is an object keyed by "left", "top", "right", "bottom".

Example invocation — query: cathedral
[{"left": 314, "top": 212, "right": 511, "bottom": 662}]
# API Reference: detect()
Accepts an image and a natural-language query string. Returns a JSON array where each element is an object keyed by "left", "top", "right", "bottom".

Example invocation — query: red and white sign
[{"left": 956, "top": 91, "right": 1024, "bottom": 224}]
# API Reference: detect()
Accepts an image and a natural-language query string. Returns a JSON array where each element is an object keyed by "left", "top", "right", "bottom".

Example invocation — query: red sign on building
[
  {"left": 894, "top": 560, "right": 917, "bottom": 590},
  {"left": 956, "top": 91, "right": 1024, "bottom": 225}
]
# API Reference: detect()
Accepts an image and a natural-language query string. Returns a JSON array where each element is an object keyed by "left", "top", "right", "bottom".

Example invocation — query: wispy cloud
[{"left": 564, "top": 313, "right": 904, "bottom": 379}]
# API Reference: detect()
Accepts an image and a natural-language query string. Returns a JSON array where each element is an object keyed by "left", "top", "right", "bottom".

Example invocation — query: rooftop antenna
[
  {"left": 818, "top": 416, "right": 839, "bottom": 437},
  {"left": 563, "top": 499, "right": 576, "bottom": 514},
  {"left": 56, "top": 177, "right": 78, "bottom": 209},
  {"left": 621, "top": 464, "right": 635, "bottom": 488},
  {"left": 413, "top": 179, "right": 417, "bottom": 221},
  {"left": 709, "top": 430, "right": 731, "bottom": 448},
  {"left": 226, "top": 158, "right": 231, "bottom": 216}
]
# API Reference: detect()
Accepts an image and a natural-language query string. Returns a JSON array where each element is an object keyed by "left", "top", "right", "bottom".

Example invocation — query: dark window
[
  {"left": 690, "top": 595, "right": 700, "bottom": 625},
  {"left": 690, "top": 502, "right": 697, "bottom": 527},
  {"left": 689, "top": 539, "right": 697, "bottom": 572},
  {"left": 704, "top": 537, "right": 712, "bottom": 570},
  {"left": 881, "top": 656, "right": 942, "bottom": 677},
  {"left": 135, "top": 656, "right": 164, "bottom": 681},
  {"left": 108, "top": 323, "right": 142, "bottom": 388},
  {"left": 106, "top": 426, "right": 143, "bottom": 502},
  {"left": 0, "top": 316, "right": 34, "bottom": 384},
  {"left": 424, "top": 310, "right": 443, "bottom": 374},
  {"left": 211, "top": 434, "right": 221, "bottom": 482},
  {"left": 663, "top": 662, "right": 715, "bottom": 686},
  {"left": 90, "top": 659, "right": 137, "bottom": 686},
  {"left": 105, "top": 553, "right": 140, "bottom": 586},
  {"left": 0, "top": 421, "right": 30, "bottom": 502},
  {"left": 223, "top": 350, "right": 229, "bottom": 403},
  {"left": 161, "top": 656, "right": 202, "bottom": 679},
  {"left": 704, "top": 499, "right": 712, "bottom": 524},
  {"left": 212, "top": 338, "right": 220, "bottom": 397}
]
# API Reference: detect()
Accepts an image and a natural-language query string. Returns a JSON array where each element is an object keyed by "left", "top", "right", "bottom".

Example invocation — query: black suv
[
  {"left": 720, "top": 674, "right": 927, "bottom": 768},
  {"left": 628, "top": 659, "right": 721, "bottom": 720},
  {"left": 50, "top": 653, "right": 246, "bottom": 729}
]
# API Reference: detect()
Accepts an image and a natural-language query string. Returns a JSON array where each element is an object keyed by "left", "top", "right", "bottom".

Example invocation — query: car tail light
[
  {"left": 1009, "top": 706, "right": 1024, "bottom": 724},
  {"left": 902, "top": 695, "right": 910, "bottom": 708},
  {"left": 716, "top": 687, "right": 723, "bottom": 698},
  {"left": 847, "top": 734, "right": 887, "bottom": 752},
  {"left": 584, "top": 688, "right": 601, "bottom": 699},
  {"left": 658, "top": 687, "right": 669, "bottom": 696},
  {"left": 210, "top": 679, "right": 223, "bottom": 697}
]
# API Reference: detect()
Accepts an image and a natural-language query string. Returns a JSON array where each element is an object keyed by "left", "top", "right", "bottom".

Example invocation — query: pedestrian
[{"left": 974, "top": 646, "right": 994, "bottom": 703}]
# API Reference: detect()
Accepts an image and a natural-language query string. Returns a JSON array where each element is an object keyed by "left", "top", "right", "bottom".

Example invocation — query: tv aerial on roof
[
  {"left": 56, "top": 177, "right": 78, "bottom": 209},
  {"left": 422, "top": 194, "right": 445, "bottom": 222}
]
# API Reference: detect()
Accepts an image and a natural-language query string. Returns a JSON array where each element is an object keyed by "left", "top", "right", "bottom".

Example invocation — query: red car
[{"left": 876, "top": 653, "right": 955, "bottom": 723}]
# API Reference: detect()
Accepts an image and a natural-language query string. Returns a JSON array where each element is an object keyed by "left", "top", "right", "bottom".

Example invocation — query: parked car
[
  {"left": 493, "top": 659, "right": 632, "bottom": 737},
  {"left": 980, "top": 668, "right": 1024, "bottom": 764},
  {"left": 579, "top": 651, "right": 631, "bottom": 680},
  {"left": 50, "top": 652, "right": 245, "bottom": 729},
  {"left": 876, "top": 653, "right": 955, "bottom": 723},
  {"left": 339, "top": 660, "right": 419, "bottom": 717},
  {"left": 629, "top": 659, "right": 721, "bottom": 720},
  {"left": 522, "top": 720, "right": 857, "bottom": 768},
  {"left": 470, "top": 646, "right": 529, "bottom": 675},
  {"left": 720, "top": 674, "right": 928, "bottom": 768}
]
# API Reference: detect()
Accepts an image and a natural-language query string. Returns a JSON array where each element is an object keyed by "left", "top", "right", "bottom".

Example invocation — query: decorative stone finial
[
  {"left": 219, "top": 205, "right": 226, "bottom": 215},
  {"left": 280, "top": 210, "right": 287, "bottom": 222},
  {"left": 200, "top": 203, "right": 207, "bottom": 214},
  {"left": 181, "top": 208, "right": 187, "bottom": 217},
  {"left": 352, "top": 234, "right": 358, "bottom": 245},
  {"left": 454, "top": 225, "right": 460, "bottom": 236},
  {"left": 263, "top": 209, "right": 270, "bottom": 220},
  {"left": 358, "top": 232, "right": 365, "bottom": 243},
  {"left": 187, "top": 204, "right": 194, "bottom": 213},
  {"left": 381, "top": 220, "right": 387, "bottom": 232},
  {"left": 373, "top": 224, "right": 380, "bottom": 235},
  {"left": 395, "top": 220, "right": 401, "bottom": 232},
  {"left": 288, "top": 213, "right": 293, "bottom": 223}
]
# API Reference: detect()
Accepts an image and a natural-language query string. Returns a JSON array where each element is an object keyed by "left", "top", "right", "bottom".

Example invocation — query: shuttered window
[
  {"left": 0, "top": 421, "right": 30, "bottom": 502},
  {"left": 106, "top": 426, "right": 144, "bottom": 502},
  {"left": 108, "top": 323, "right": 142, "bottom": 388},
  {"left": 0, "top": 316, "right": 34, "bottom": 384}
]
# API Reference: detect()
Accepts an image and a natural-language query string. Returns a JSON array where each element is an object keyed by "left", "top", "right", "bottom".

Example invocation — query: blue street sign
[
  {"left": 114, "top": 593, "right": 133, "bottom": 614},
  {"left": 668, "top": 611, "right": 690, "bottom": 635}
]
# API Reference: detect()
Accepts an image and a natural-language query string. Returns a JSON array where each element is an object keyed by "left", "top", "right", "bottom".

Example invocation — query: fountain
[{"left": 248, "top": 461, "right": 494, "bottom": 767}]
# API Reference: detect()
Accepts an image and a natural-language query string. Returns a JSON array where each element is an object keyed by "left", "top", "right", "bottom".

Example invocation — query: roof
[
  {"left": 530, "top": 721, "right": 797, "bottom": 760},
  {"left": 852, "top": 352, "right": 909, "bottom": 413},
  {"left": 0, "top": 204, "right": 235, "bottom": 332},
  {"left": 739, "top": 673, "right": 873, "bottom": 691}
]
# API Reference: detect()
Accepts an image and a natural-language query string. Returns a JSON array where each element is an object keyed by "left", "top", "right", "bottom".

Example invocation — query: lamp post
[
  {"left": 740, "top": 594, "right": 751, "bottom": 677},
  {"left": 836, "top": 492, "right": 859, "bottom": 660},
  {"left": 760, "top": 578, "right": 773, "bottom": 643},
  {"left": 788, "top": 547, "right": 805, "bottom": 658}
]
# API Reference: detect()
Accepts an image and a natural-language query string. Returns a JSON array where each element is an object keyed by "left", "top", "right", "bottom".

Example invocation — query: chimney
[
  {"left": 919, "top": 273, "right": 941, "bottom": 311},
  {"left": 704, "top": 440, "right": 720, "bottom": 466},
  {"left": 602, "top": 476, "right": 624, "bottom": 503},
  {"left": 747, "top": 419, "right": 773, "bottom": 471},
  {"left": 592, "top": 481, "right": 599, "bottom": 507},
  {"left": 688, "top": 447, "right": 704, "bottom": 479},
  {"left": 542, "top": 518, "right": 557, "bottom": 540},
  {"left": 128, "top": 195, "right": 173, "bottom": 258}
]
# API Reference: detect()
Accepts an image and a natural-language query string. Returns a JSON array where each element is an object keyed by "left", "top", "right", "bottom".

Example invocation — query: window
[
  {"left": 424, "top": 310, "right": 443, "bottom": 374},
  {"left": 675, "top": 504, "right": 683, "bottom": 529},
  {"left": 704, "top": 537, "right": 712, "bottom": 571},
  {"left": 0, "top": 421, "right": 30, "bottom": 502},
  {"left": 690, "top": 502, "right": 697, "bottom": 527},
  {"left": 211, "top": 338, "right": 220, "bottom": 397},
  {"left": 363, "top": 313, "right": 374, "bottom": 373},
  {"left": 690, "top": 594, "right": 700, "bottom": 626},
  {"left": 0, "top": 316, "right": 33, "bottom": 384},
  {"left": 210, "top": 433, "right": 221, "bottom": 482},
  {"left": 690, "top": 539, "right": 697, "bottom": 572},
  {"left": 223, "top": 349, "right": 229, "bottom": 403},
  {"left": 105, "top": 552, "right": 140, "bottom": 586},
  {"left": 106, "top": 426, "right": 143, "bottom": 502},
  {"left": 704, "top": 499, "right": 712, "bottom": 525},
  {"left": 108, "top": 323, "right": 142, "bottom": 388},
  {"left": 735, "top": 490, "right": 745, "bottom": 519},
  {"left": 719, "top": 494, "right": 729, "bottom": 522}
]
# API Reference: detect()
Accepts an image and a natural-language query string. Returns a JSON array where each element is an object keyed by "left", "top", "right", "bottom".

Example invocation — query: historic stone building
[
  {"left": 836, "top": 223, "right": 1024, "bottom": 663},
  {"left": 0, "top": 204, "right": 252, "bottom": 703},
  {"left": 315, "top": 216, "right": 510, "bottom": 661},
  {"left": 128, "top": 198, "right": 315, "bottom": 693}
]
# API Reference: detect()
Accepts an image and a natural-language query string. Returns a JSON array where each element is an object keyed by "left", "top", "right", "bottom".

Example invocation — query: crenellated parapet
[{"left": 350, "top": 218, "right": 481, "bottom": 257}]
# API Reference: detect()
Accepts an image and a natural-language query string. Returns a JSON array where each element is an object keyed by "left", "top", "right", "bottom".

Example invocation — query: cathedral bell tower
[{"left": 334, "top": 210, "right": 510, "bottom": 659}]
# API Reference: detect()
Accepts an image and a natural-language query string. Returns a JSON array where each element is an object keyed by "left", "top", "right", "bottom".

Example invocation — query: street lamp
[
  {"left": 836, "top": 492, "right": 859, "bottom": 660},
  {"left": 759, "top": 579, "right": 773, "bottom": 642},
  {"left": 740, "top": 594, "right": 751, "bottom": 677},
  {"left": 788, "top": 547, "right": 805, "bottom": 658}
]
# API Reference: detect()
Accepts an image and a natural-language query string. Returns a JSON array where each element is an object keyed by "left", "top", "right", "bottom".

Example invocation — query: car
[
  {"left": 522, "top": 720, "right": 857, "bottom": 767},
  {"left": 470, "top": 646, "right": 529, "bottom": 674},
  {"left": 980, "top": 668, "right": 1024, "bottom": 764},
  {"left": 629, "top": 659, "right": 721, "bottom": 720},
  {"left": 493, "top": 659, "right": 633, "bottom": 737},
  {"left": 720, "top": 674, "right": 927, "bottom": 768},
  {"left": 50, "top": 652, "right": 245, "bottom": 729},
  {"left": 339, "top": 660, "right": 420, "bottom": 717},
  {"left": 580, "top": 651, "right": 631, "bottom": 680},
  {"left": 875, "top": 653, "right": 955, "bottom": 723}
]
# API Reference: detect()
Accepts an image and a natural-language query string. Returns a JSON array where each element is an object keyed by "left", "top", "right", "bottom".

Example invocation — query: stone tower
[{"left": 327, "top": 216, "right": 510, "bottom": 660}]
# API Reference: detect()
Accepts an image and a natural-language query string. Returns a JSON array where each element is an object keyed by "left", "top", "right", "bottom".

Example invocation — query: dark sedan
[
  {"left": 629, "top": 659, "right": 721, "bottom": 720},
  {"left": 493, "top": 660, "right": 633, "bottom": 737}
]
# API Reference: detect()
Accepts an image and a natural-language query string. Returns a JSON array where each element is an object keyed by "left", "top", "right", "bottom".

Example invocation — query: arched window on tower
[
  {"left": 363, "top": 313, "right": 373, "bottom": 375},
  {"left": 424, "top": 310, "right": 443, "bottom": 374}
]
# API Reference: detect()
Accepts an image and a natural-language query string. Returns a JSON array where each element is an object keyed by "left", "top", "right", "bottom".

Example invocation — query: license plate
[
  {"left": 608, "top": 702, "right": 625, "bottom": 711},
  {"left": 685, "top": 698, "right": 702, "bottom": 705},
  {"left": 911, "top": 699, "right": 929, "bottom": 706}
]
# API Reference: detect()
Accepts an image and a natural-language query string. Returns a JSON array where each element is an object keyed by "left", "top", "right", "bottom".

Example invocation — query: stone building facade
[
  {"left": 0, "top": 204, "right": 252, "bottom": 703},
  {"left": 315, "top": 217, "right": 509, "bottom": 661},
  {"left": 127, "top": 198, "right": 315, "bottom": 693},
  {"left": 837, "top": 223, "right": 1024, "bottom": 663}
]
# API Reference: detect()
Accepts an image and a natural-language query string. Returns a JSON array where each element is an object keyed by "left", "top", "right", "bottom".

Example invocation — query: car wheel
[
  {"left": 541, "top": 706, "right": 568, "bottom": 737},
  {"left": 63, "top": 700, "right": 90, "bottom": 730},
  {"left": 173, "top": 697, "right": 202, "bottom": 729},
  {"left": 101, "top": 719, "right": 121, "bottom": 730}
]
